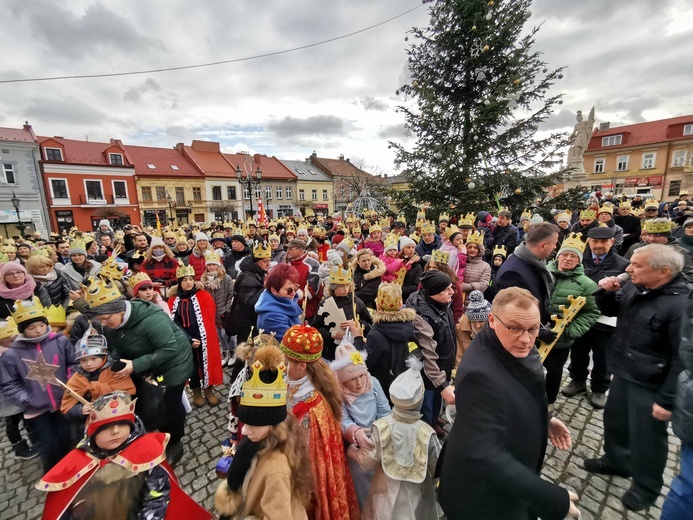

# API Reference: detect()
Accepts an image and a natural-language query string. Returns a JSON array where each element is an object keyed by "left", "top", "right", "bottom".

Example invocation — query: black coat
[
  {"left": 487, "top": 223, "right": 519, "bottom": 256},
  {"left": 582, "top": 248, "right": 630, "bottom": 282},
  {"left": 40, "top": 272, "right": 71, "bottom": 308},
  {"left": 438, "top": 326, "right": 570, "bottom": 520},
  {"left": 224, "top": 247, "right": 251, "bottom": 280},
  {"left": 401, "top": 261, "right": 422, "bottom": 301},
  {"left": 223, "top": 259, "right": 265, "bottom": 340},
  {"left": 494, "top": 253, "right": 552, "bottom": 323}
]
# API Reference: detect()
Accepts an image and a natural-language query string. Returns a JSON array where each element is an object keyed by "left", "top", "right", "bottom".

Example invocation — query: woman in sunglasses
[{"left": 254, "top": 263, "right": 302, "bottom": 342}]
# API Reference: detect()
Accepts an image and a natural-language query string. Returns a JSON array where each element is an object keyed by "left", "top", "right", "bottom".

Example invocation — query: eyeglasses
[
  {"left": 96, "top": 314, "right": 114, "bottom": 324},
  {"left": 493, "top": 315, "right": 541, "bottom": 337},
  {"left": 5, "top": 271, "right": 24, "bottom": 276}
]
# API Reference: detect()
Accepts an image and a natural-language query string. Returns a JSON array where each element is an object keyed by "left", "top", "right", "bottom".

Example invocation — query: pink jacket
[
  {"left": 439, "top": 241, "right": 467, "bottom": 281},
  {"left": 379, "top": 254, "right": 411, "bottom": 283}
]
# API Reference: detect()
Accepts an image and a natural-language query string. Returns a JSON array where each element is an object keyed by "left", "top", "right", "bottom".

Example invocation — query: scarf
[
  {"left": 31, "top": 269, "right": 58, "bottom": 285},
  {"left": 15, "top": 330, "right": 52, "bottom": 344},
  {"left": 341, "top": 374, "right": 373, "bottom": 405},
  {"left": 512, "top": 242, "right": 554, "bottom": 298},
  {"left": 477, "top": 324, "right": 545, "bottom": 387},
  {"left": 204, "top": 272, "right": 221, "bottom": 291},
  {"left": 287, "top": 374, "right": 316, "bottom": 403},
  {"left": 0, "top": 276, "right": 37, "bottom": 300},
  {"left": 227, "top": 437, "right": 261, "bottom": 492}
]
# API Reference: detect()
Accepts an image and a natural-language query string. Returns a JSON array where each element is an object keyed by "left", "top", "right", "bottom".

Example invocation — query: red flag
[{"left": 257, "top": 194, "right": 266, "bottom": 225}]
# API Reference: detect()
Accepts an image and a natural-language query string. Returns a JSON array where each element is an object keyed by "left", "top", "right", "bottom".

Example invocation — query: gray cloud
[
  {"left": 267, "top": 115, "right": 356, "bottom": 137},
  {"left": 124, "top": 79, "right": 162, "bottom": 103},
  {"left": 357, "top": 96, "right": 389, "bottom": 111},
  {"left": 24, "top": 97, "right": 107, "bottom": 126},
  {"left": 378, "top": 123, "right": 409, "bottom": 140}
]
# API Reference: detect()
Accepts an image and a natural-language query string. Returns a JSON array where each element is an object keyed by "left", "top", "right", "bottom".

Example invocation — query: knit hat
[
  {"left": 557, "top": 232, "right": 587, "bottom": 258},
  {"left": 194, "top": 232, "right": 208, "bottom": 242},
  {"left": 279, "top": 325, "right": 323, "bottom": 363},
  {"left": 376, "top": 282, "right": 403, "bottom": 311},
  {"left": 98, "top": 219, "right": 111, "bottom": 229},
  {"left": 330, "top": 340, "right": 369, "bottom": 383},
  {"left": 556, "top": 211, "right": 572, "bottom": 224},
  {"left": 128, "top": 272, "right": 153, "bottom": 294},
  {"left": 230, "top": 234, "right": 246, "bottom": 246},
  {"left": 420, "top": 270, "right": 452, "bottom": 295},
  {"left": 389, "top": 356, "right": 425, "bottom": 411},
  {"left": 148, "top": 237, "right": 165, "bottom": 250},
  {"left": 398, "top": 236, "right": 416, "bottom": 249},
  {"left": 237, "top": 344, "right": 288, "bottom": 427},
  {"left": 684, "top": 218, "right": 693, "bottom": 229},
  {"left": 465, "top": 291, "right": 491, "bottom": 322},
  {"left": 69, "top": 238, "right": 87, "bottom": 256}
]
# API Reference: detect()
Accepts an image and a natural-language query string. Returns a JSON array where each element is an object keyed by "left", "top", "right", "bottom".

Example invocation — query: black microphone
[{"left": 591, "top": 272, "right": 630, "bottom": 295}]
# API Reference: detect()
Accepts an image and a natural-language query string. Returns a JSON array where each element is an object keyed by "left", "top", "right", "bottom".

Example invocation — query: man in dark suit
[{"left": 439, "top": 287, "right": 580, "bottom": 520}]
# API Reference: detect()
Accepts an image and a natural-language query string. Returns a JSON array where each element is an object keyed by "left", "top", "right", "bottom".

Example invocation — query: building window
[
  {"left": 286, "top": 187, "right": 292, "bottom": 199},
  {"left": 668, "top": 180, "right": 682, "bottom": 197},
  {"left": 227, "top": 186, "right": 236, "bottom": 200},
  {"left": 175, "top": 187, "right": 185, "bottom": 204},
  {"left": 113, "top": 181, "right": 127, "bottom": 199},
  {"left": 684, "top": 124, "right": 693, "bottom": 136},
  {"left": 672, "top": 150, "right": 687, "bottom": 167},
  {"left": 340, "top": 186, "right": 345, "bottom": 198},
  {"left": 349, "top": 188, "right": 354, "bottom": 198},
  {"left": 193, "top": 187, "right": 202, "bottom": 201},
  {"left": 255, "top": 186, "right": 261, "bottom": 200},
  {"left": 642, "top": 152, "right": 656, "bottom": 169},
  {"left": 243, "top": 186, "right": 250, "bottom": 200},
  {"left": 276, "top": 186, "right": 283, "bottom": 199},
  {"left": 323, "top": 189, "right": 328, "bottom": 201},
  {"left": 593, "top": 158, "right": 605, "bottom": 173},
  {"left": 265, "top": 186, "right": 272, "bottom": 200},
  {"left": 85, "top": 180, "right": 104, "bottom": 201},
  {"left": 1, "top": 164, "right": 16, "bottom": 184},
  {"left": 616, "top": 155, "right": 629, "bottom": 171},
  {"left": 171, "top": 165, "right": 179, "bottom": 170},
  {"left": 141, "top": 186, "right": 152, "bottom": 202},
  {"left": 51, "top": 179, "right": 69, "bottom": 199},
  {"left": 299, "top": 189, "right": 305, "bottom": 201},
  {"left": 109, "top": 153, "right": 123, "bottom": 165},
  {"left": 156, "top": 186, "right": 166, "bottom": 201},
  {"left": 212, "top": 186, "right": 222, "bottom": 201},
  {"left": 311, "top": 189, "right": 317, "bottom": 201},
  {"left": 45, "top": 148, "right": 63, "bottom": 161},
  {"left": 601, "top": 135, "right": 622, "bottom": 147}
]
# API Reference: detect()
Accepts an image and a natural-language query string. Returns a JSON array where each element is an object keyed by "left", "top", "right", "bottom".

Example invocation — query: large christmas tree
[{"left": 391, "top": 0, "right": 580, "bottom": 222}]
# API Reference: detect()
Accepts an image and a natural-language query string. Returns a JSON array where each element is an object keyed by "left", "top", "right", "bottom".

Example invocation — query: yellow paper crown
[
  {"left": 0, "top": 316, "right": 18, "bottom": 340},
  {"left": 329, "top": 265, "right": 352, "bottom": 285},
  {"left": 376, "top": 282, "right": 403, "bottom": 311},
  {"left": 644, "top": 218, "right": 673, "bottom": 234},
  {"left": 521, "top": 210, "right": 532, "bottom": 221},
  {"left": 2, "top": 245, "right": 16, "bottom": 253},
  {"left": 252, "top": 241, "right": 271, "bottom": 259},
  {"left": 384, "top": 233, "right": 399, "bottom": 249},
  {"left": 205, "top": 251, "right": 222, "bottom": 264},
  {"left": 579, "top": 209, "right": 597, "bottom": 220},
  {"left": 444, "top": 225, "right": 460, "bottom": 241},
  {"left": 240, "top": 358, "right": 287, "bottom": 408},
  {"left": 128, "top": 272, "right": 152, "bottom": 289},
  {"left": 99, "top": 256, "right": 126, "bottom": 280},
  {"left": 599, "top": 203, "right": 614, "bottom": 215},
  {"left": 11, "top": 297, "right": 47, "bottom": 325},
  {"left": 393, "top": 267, "right": 407, "bottom": 286},
  {"left": 559, "top": 232, "right": 587, "bottom": 255},
  {"left": 458, "top": 213, "right": 474, "bottom": 228},
  {"left": 644, "top": 198, "right": 659, "bottom": 210},
  {"left": 69, "top": 238, "right": 86, "bottom": 252},
  {"left": 619, "top": 200, "right": 631, "bottom": 209},
  {"left": 465, "top": 230, "right": 484, "bottom": 246},
  {"left": 0, "top": 252, "right": 8, "bottom": 263},
  {"left": 30, "top": 247, "right": 50, "bottom": 258},
  {"left": 438, "top": 212, "right": 450, "bottom": 223},
  {"left": 409, "top": 232, "right": 421, "bottom": 244},
  {"left": 338, "top": 236, "right": 355, "bottom": 251},
  {"left": 82, "top": 277, "right": 122, "bottom": 308},
  {"left": 431, "top": 249, "right": 450, "bottom": 264},
  {"left": 421, "top": 221, "right": 436, "bottom": 234},
  {"left": 369, "top": 224, "right": 382, "bottom": 233},
  {"left": 46, "top": 305, "right": 66, "bottom": 327},
  {"left": 211, "top": 231, "right": 225, "bottom": 240},
  {"left": 378, "top": 218, "right": 390, "bottom": 229},
  {"left": 492, "top": 245, "right": 507, "bottom": 258},
  {"left": 176, "top": 264, "right": 196, "bottom": 279}
]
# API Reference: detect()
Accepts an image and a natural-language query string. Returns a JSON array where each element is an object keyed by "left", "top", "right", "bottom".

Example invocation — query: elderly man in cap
[{"left": 562, "top": 225, "right": 630, "bottom": 408}]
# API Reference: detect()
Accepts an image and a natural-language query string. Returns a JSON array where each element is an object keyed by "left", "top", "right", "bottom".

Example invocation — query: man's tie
[{"left": 594, "top": 256, "right": 600, "bottom": 265}]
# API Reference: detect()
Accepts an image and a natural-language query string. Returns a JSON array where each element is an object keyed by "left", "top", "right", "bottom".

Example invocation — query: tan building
[{"left": 280, "top": 158, "right": 333, "bottom": 216}]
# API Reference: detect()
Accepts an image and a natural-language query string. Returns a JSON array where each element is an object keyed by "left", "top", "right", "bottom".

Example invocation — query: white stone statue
[{"left": 568, "top": 106, "right": 595, "bottom": 161}]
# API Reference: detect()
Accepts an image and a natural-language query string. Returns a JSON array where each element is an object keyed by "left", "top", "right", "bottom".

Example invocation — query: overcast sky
[{"left": 1, "top": 0, "right": 691, "bottom": 174}]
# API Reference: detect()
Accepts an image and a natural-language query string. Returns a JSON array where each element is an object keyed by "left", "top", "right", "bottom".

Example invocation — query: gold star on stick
[{"left": 22, "top": 351, "right": 59, "bottom": 390}]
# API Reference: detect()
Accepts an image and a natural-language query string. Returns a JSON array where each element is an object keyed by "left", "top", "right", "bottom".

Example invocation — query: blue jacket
[
  {"left": 0, "top": 332, "right": 77, "bottom": 415},
  {"left": 415, "top": 234, "right": 442, "bottom": 257},
  {"left": 254, "top": 290, "right": 302, "bottom": 341}
]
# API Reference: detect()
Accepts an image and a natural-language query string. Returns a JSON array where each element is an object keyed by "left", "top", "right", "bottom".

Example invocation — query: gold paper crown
[
  {"left": 82, "top": 277, "right": 122, "bottom": 308},
  {"left": 416, "top": 210, "right": 426, "bottom": 221},
  {"left": 346, "top": 216, "right": 356, "bottom": 224},
  {"left": 99, "top": 256, "right": 126, "bottom": 280},
  {"left": 329, "top": 265, "right": 352, "bottom": 285},
  {"left": 444, "top": 225, "right": 460, "bottom": 241},
  {"left": 599, "top": 203, "right": 614, "bottom": 215},
  {"left": 465, "top": 230, "right": 484, "bottom": 246},
  {"left": 30, "top": 247, "right": 50, "bottom": 258},
  {"left": 128, "top": 271, "right": 152, "bottom": 289},
  {"left": 176, "top": 264, "right": 196, "bottom": 278},
  {"left": 619, "top": 200, "right": 631, "bottom": 209},
  {"left": 458, "top": 213, "right": 474, "bottom": 228},
  {"left": 297, "top": 224, "right": 308, "bottom": 233},
  {"left": 10, "top": 297, "right": 47, "bottom": 325},
  {"left": 376, "top": 282, "right": 403, "bottom": 311},
  {"left": 421, "top": 221, "right": 436, "bottom": 234},
  {"left": 0, "top": 317, "right": 18, "bottom": 340},
  {"left": 369, "top": 224, "right": 382, "bottom": 233},
  {"left": 87, "top": 392, "right": 137, "bottom": 436},
  {"left": 579, "top": 209, "right": 597, "bottom": 220},
  {"left": 644, "top": 198, "right": 659, "bottom": 209},
  {"left": 384, "top": 233, "right": 399, "bottom": 249},
  {"left": 338, "top": 236, "right": 355, "bottom": 251},
  {"left": 268, "top": 220, "right": 278, "bottom": 228},
  {"left": 0, "top": 252, "right": 8, "bottom": 263},
  {"left": 2, "top": 245, "right": 15, "bottom": 253},
  {"left": 438, "top": 212, "right": 450, "bottom": 222},
  {"left": 393, "top": 267, "right": 407, "bottom": 286},
  {"left": 521, "top": 210, "right": 532, "bottom": 221},
  {"left": 313, "top": 226, "right": 326, "bottom": 238},
  {"left": 409, "top": 232, "right": 421, "bottom": 244},
  {"left": 252, "top": 241, "right": 271, "bottom": 259},
  {"left": 431, "top": 249, "right": 450, "bottom": 264},
  {"left": 492, "top": 245, "right": 507, "bottom": 258},
  {"left": 635, "top": 207, "right": 645, "bottom": 217},
  {"left": 240, "top": 358, "right": 287, "bottom": 408},
  {"left": 644, "top": 218, "right": 673, "bottom": 234},
  {"left": 70, "top": 238, "right": 87, "bottom": 252},
  {"left": 378, "top": 218, "right": 390, "bottom": 229},
  {"left": 559, "top": 233, "right": 587, "bottom": 255},
  {"left": 205, "top": 251, "right": 222, "bottom": 264},
  {"left": 163, "top": 230, "right": 176, "bottom": 239},
  {"left": 46, "top": 305, "right": 66, "bottom": 327},
  {"left": 211, "top": 231, "right": 225, "bottom": 240}
]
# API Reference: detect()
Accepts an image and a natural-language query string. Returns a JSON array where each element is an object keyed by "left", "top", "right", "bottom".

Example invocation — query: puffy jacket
[
  {"left": 673, "top": 293, "right": 693, "bottom": 445},
  {"left": 401, "top": 261, "right": 422, "bottom": 301},
  {"left": 201, "top": 272, "right": 233, "bottom": 323},
  {"left": 224, "top": 247, "right": 251, "bottom": 279},
  {"left": 460, "top": 245, "right": 491, "bottom": 295},
  {"left": 223, "top": 258, "right": 266, "bottom": 341},
  {"left": 102, "top": 300, "right": 193, "bottom": 387},
  {"left": 599, "top": 275, "right": 691, "bottom": 409},
  {"left": 352, "top": 256, "right": 386, "bottom": 309},
  {"left": 546, "top": 261, "right": 600, "bottom": 349},
  {"left": 254, "top": 290, "right": 302, "bottom": 341},
  {"left": 40, "top": 271, "right": 71, "bottom": 308}
]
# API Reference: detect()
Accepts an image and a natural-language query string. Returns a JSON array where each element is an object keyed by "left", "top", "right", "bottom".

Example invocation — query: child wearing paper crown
[
  {"left": 280, "top": 324, "right": 360, "bottom": 520},
  {"left": 38, "top": 391, "right": 214, "bottom": 520},
  {"left": 357, "top": 356, "right": 441, "bottom": 520},
  {"left": 0, "top": 297, "right": 77, "bottom": 471},
  {"left": 214, "top": 343, "right": 313, "bottom": 520},
  {"left": 331, "top": 337, "right": 391, "bottom": 508},
  {"left": 60, "top": 327, "right": 136, "bottom": 422},
  {"left": 379, "top": 235, "right": 412, "bottom": 283}
]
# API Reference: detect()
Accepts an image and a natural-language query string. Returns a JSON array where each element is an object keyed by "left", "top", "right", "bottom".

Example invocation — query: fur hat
[
  {"left": 330, "top": 339, "right": 368, "bottom": 383},
  {"left": 465, "top": 291, "right": 491, "bottom": 322},
  {"left": 389, "top": 356, "right": 425, "bottom": 411}
]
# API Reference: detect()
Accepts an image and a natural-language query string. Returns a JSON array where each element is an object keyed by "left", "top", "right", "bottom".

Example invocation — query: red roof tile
[
  {"left": 125, "top": 144, "right": 203, "bottom": 177},
  {"left": 0, "top": 126, "right": 36, "bottom": 143},
  {"left": 223, "top": 153, "right": 297, "bottom": 180},
  {"left": 38, "top": 136, "right": 131, "bottom": 166},
  {"left": 181, "top": 140, "right": 235, "bottom": 177},
  {"left": 588, "top": 115, "right": 693, "bottom": 151},
  {"left": 311, "top": 156, "right": 373, "bottom": 178}
]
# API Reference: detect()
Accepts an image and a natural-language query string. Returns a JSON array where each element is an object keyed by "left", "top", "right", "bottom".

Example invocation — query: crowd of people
[{"left": 0, "top": 190, "right": 691, "bottom": 519}]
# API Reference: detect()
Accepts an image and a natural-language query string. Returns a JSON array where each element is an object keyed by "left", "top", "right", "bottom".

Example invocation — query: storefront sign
[{"left": 624, "top": 176, "right": 662, "bottom": 187}]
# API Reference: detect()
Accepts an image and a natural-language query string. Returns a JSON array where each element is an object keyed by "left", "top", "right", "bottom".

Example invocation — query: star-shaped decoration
[{"left": 22, "top": 351, "right": 59, "bottom": 390}]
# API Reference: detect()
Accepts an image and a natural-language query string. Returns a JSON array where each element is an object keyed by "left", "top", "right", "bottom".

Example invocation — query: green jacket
[
  {"left": 546, "top": 261, "right": 600, "bottom": 349},
  {"left": 104, "top": 300, "right": 192, "bottom": 386}
]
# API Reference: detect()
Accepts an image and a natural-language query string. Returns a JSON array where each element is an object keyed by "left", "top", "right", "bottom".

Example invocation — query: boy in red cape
[{"left": 37, "top": 391, "right": 213, "bottom": 520}]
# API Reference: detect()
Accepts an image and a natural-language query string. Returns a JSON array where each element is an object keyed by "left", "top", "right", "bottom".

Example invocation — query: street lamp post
[
  {"left": 235, "top": 156, "right": 262, "bottom": 220},
  {"left": 166, "top": 192, "right": 175, "bottom": 225},
  {"left": 10, "top": 190, "right": 28, "bottom": 237}
]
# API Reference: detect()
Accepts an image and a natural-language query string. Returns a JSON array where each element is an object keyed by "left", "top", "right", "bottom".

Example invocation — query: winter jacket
[
  {"left": 254, "top": 290, "right": 302, "bottom": 341},
  {"left": 0, "top": 332, "right": 77, "bottom": 415},
  {"left": 598, "top": 275, "right": 691, "bottom": 410},
  {"left": 460, "top": 246, "right": 491, "bottom": 295},
  {"left": 187, "top": 248, "right": 208, "bottom": 281},
  {"left": 582, "top": 248, "right": 630, "bottom": 282},
  {"left": 365, "top": 307, "right": 419, "bottom": 403},
  {"left": 401, "top": 261, "right": 423, "bottom": 301},
  {"left": 140, "top": 256, "right": 180, "bottom": 287},
  {"left": 352, "top": 256, "right": 386, "bottom": 309},
  {"left": 379, "top": 254, "right": 410, "bottom": 284},
  {"left": 94, "top": 228, "right": 116, "bottom": 247},
  {"left": 614, "top": 213, "right": 643, "bottom": 254},
  {"left": 362, "top": 239, "right": 384, "bottom": 258},
  {"left": 314, "top": 293, "right": 371, "bottom": 361},
  {"left": 271, "top": 246, "right": 287, "bottom": 265},
  {"left": 415, "top": 235, "right": 442, "bottom": 258},
  {"left": 102, "top": 300, "right": 193, "bottom": 387},
  {"left": 487, "top": 223, "right": 519, "bottom": 256},
  {"left": 672, "top": 293, "right": 693, "bottom": 445},
  {"left": 546, "top": 262, "right": 600, "bottom": 349},
  {"left": 202, "top": 273, "right": 233, "bottom": 324},
  {"left": 0, "top": 283, "right": 52, "bottom": 319},
  {"left": 495, "top": 250, "right": 553, "bottom": 324},
  {"left": 625, "top": 236, "right": 693, "bottom": 281},
  {"left": 288, "top": 253, "right": 321, "bottom": 320},
  {"left": 38, "top": 271, "right": 71, "bottom": 308},
  {"left": 406, "top": 290, "right": 456, "bottom": 391},
  {"left": 224, "top": 257, "right": 266, "bottom": 341},
  {"left": 224, "top": 247, "right": 251, "bottom": 279},
  {"left": 60, "top": 261, "right": 101, "bottom": 291},
  {"left": 438, "top": 241, "right": 467, "bottom": 280}
]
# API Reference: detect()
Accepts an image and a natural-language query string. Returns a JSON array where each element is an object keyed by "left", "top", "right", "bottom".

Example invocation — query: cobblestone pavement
[{"left": 0, "top": 371, "right": 681, "bottom": 520}]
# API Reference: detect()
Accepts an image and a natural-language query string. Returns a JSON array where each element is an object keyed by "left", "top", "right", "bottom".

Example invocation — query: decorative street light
[
  {"left": 166, "top": 191, "right": 175, "bottom": 225},
  {"left": 235, "top": 155, "right": 262, "bottom": 219},
  {"left": 10, "top": 190, "right": 28, "bottom": 237}
]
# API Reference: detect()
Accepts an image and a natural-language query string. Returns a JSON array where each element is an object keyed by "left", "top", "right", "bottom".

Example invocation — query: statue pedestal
[{"left": 567, "top": 160, "right": 588, "bottom": 181}]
